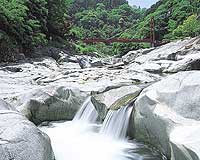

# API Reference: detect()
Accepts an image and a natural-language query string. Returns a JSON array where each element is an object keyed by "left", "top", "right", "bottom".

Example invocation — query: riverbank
[{"left": 0, "top": 37, "right": 200, "bottom": 160}]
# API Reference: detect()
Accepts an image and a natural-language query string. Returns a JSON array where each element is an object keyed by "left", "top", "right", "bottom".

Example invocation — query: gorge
[{"left": 0, "top": 36, "right": 200, "bottom": 160}]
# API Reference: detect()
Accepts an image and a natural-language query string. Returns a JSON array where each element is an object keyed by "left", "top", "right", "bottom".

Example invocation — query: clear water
[{"left": 40, "top": 97, "right": 164, "bottom": 160}]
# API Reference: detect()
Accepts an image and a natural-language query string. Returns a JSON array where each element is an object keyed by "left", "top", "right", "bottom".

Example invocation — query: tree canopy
[{"left": 0, "top": 0, "right": 200, "bottom": 61}]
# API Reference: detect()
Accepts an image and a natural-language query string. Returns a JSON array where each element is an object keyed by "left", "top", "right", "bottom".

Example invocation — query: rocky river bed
[{"left": 0, "top": 37, "right": 200, "bottom": 160}]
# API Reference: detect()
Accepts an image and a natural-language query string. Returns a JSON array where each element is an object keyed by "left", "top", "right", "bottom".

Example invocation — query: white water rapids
[{"left": 40, "top": 97, "right": 162, "bottom": 160}]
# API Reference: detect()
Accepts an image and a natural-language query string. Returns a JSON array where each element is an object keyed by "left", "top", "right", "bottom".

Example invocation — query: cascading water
[
  {"left": 100, "top": 105, "right": 132, "bottom": 139},
  {"left": 40, "top": 96, "right": 163, "bottom": 160},
  {"left": 73, "top": 96, "right": 98, "bottom": 123}
]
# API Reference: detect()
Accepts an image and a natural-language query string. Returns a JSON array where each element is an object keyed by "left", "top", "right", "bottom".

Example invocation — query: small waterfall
[
  {"left": 40, "top": 97, "right": 163, "bottom": 160},
  {"left": 73, "top": 96, "right": 98, "bottom": 123},
  {"left": 100, "top": 105, "right": 132, "bottom": 139}
]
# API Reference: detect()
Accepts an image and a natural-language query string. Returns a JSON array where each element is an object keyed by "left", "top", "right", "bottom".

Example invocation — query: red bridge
[
  {"left": 83, "top": 38, "right": 153, "bottom": 44},
  {"left": 83, "top": 17, "right": 159, "bottom": 47}
]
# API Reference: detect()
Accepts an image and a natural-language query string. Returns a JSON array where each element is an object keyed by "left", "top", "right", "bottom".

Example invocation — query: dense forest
[{"left": 0, "top": 0, "right": 200, "bottom": 62}]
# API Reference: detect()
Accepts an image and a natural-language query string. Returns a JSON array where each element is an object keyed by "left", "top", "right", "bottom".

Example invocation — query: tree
[
  {"left": 173, "top": 14, "right": 200, "bottom": 38},
  {"left": 47, "top": 0, "right": 73, "bottom": 40}
]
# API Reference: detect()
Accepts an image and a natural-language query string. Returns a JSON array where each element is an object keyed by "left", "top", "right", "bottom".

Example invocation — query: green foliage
[
  {"left": 69, "top": 0, "right": 127, "bottom": 14},
  {"left": 0, "top": 30, "right": 18, "bottom": 62},
  {"left": 0, "top": 0, "right": 74, "bottom": 61},
  {"left": 0, "top": 0, "right": 48, "bottom": 51},
  {"left": 71, "top": 2, "right": 145, "bottom": 55},
  {"left": 173, "top": 14, "right": 200, "bottom": 38},
  {"left": 75, "top": 43, "right": 97, "bottom": 54},
  {"left": 72, "top": 0, "right": 200, "bottom": 56},
  {"left": 125, "top": 0, "right": 200, "bottom": 41},
  {"left": 1, "top": 0, "right": 200, "bottom": 62},
  {"left": 47, "top": 0, "right": 73, "bottom": 39}
]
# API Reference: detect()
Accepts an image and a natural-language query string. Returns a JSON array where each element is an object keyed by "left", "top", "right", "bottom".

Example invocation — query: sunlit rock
[
  {"left": 134, "top": 38, "right": 198, "bottom": 63},
  {"left": 0, "top": 99, "right": 16, "bottom": 111},
  {"left": 164, "top": 52, "right": 200, "bottom": 73},
  {"left": 0, "top": 99, "right": 54, "bottom": 160},
  {"left": 122, "top": 48, "right": 154, "bottom": 64},
  {"left": 92, "top": 85, "right": 141, "bottom": 110},
  {"left": 132, "top": 71, "right": 200, "bottom": 160},
  {"left": 123, "top": 37, "right": 200, "bottom": 74}
]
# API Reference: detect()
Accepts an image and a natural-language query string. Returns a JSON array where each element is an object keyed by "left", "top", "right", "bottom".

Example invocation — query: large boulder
[
  {"left": 93, "top": 85, "right": 142, "bottom": 110},
  {"left": 134, "top": 37, "right": 199, "bottom": 64},
  {"left": 0, "top": 99, "right": 54, "bottom": 160},
  {"left": 123, "top": 37, "right": 200, "bottom": 74},
  {"left": 16, "top": 86, "right": 88, "bottom": 124},
  {"left": 132, "top": 71, "right": 200, "bottom": 160},
  {"left": 125, "top": 66, "right": 161, "bottom": 84},
  {"left": 164, "top": 52, "right": 200, "bottom": 73}
]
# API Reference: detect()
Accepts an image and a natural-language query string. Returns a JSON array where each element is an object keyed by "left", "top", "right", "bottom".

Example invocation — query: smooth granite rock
[
  {"left": 0, "top": 99, "right": 54, "bottom": 160},
  {"left": 132, "top": 71, "right": 200, "bottom": 160}
]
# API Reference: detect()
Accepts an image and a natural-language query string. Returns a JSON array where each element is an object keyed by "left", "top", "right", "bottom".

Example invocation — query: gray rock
[
  {"left": 90, "top": 59, "right": 104, "bottom": 67},
  {"left": 77, "top": 56, "right": 104, "bottom": 69},
  {"left": 0, "top": 99, "right": 16, "bottom": 111},
  {"left": 164, "top": 53, "right": 200, "bottom": 73},
  {"left": 107, "top": 62, "right": 125, "bottom": 70},
  {"left": 142, "top": 63, "right": 162, "bottom": 73},
  {"left": 122, "top": 48, "right": 154, "bottom": 64},
  {"left": 130, "top": 62, "right": 163, "bottom": 73},
  {"left": 1, "top": 66, "right": 23, "bottom": 72},
  {"left": 61, "top": 62, "right": 81, "bottom": 70},
  {"left": 33, "top": 47, "right": 67, "bottom": 61},
  {"left": 134, "top": 38, "right": 199, "bottom": 64},
  {"left": 111, "top": 58, "right": 123, "bottom": 64},
  {"left": 57, "top": 54, "right": 79, "bottom": 64},
  {"left": 93, "top": 85, "right": 141, "bottom": 110},
  {"left": 16, "top": 53, "right": 26, "bottom": 61},
  {"left": 16, "top": 86, "right": 88, "bottom": 124},
  {"left": 122, "top": 37, "right": 200, "bottom": 75},
  {"left": 125, "top": 67, "right": 161, "bottom": 84},
  {"left": 132, "top": 71, "right": 200, "bottom": 160},
  {"left": 33, "top": 57, "right": 59, "bottom": 71},
  {"left": 90, "top": 96, "right": 108, "bottom": 122},
  {"left": 78, "top": 57, "right": 92, "bottom": 69},
  {"left": 0, "top": 100, "right": 54, "bottom": 160}
]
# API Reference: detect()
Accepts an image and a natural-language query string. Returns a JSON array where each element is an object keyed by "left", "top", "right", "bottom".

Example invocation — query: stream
[{"left": 40, "top": 97, "right": 164, "bottom": 160}]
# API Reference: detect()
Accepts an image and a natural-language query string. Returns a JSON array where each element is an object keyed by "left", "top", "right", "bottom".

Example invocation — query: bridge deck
[{"left": 83, "top": 38, "right": 153, "bottom": 44}]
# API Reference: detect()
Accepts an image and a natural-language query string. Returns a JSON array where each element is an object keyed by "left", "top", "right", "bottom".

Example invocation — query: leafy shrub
[{"left": 173, "top": 14, "right": 200, "bottom": 38}]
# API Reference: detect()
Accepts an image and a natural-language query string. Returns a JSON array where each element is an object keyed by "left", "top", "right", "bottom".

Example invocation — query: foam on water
[
  {"left": 40, "top": 97, "right": 162, "bottom": 160},
  {"left": 40, "top": 121, "right": 138, "bottom": 160}
]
